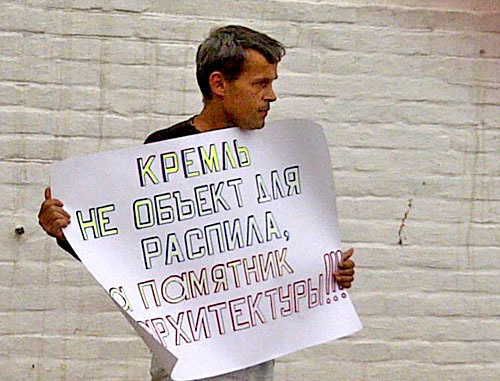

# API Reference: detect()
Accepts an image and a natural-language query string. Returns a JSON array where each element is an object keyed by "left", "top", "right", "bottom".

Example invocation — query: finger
[
  {"left": 335, "top": 275, "right": 354, "bottom": 283},
  {"left": 339, "top": 259, "right": 355, "bottom": 270},
  {"left": 39, "top": 199, "right": 63, "bottom": 219},
  {"left": 40, "top": 208, "right": 70, "bottom": 226},
  {"left": 45, "top": 218, "right": 69, "bottom": 239},
  {"left": 48, "top": 205, "right": 70, "bottom": 220},
  {"left": 52, "top": 218, "right": 70, "bottom": 230},
  {"left": 50, "top": 228, "right": 65, "bottom": 241},
  {"left": 51, "top": 219, "right": 68, "bottom": 241},
  {"left": 40, "top": 202, "right": 70, "bottom": 221},
  {"left": 49, "top": 228, "right": 65, "bottom": 241},
  {"left": 336, "top": 268, "right": 354, "bottom": 276},
  {"left": 342, "top": 248, "right": 354, "bottom": 262},
  {"left": 339, "top": 281, "right": 352, "bottom": 289},
  {"left": 42, "top": 199, "right": 65, "bottom": 210},
  {"left": 45, "top": 187, "right": 51, "bottom": 200},
  {"left": 43, "top": 211, "right": 71, "bottom": 225},
  {"left": 40, "top": 214, "right": 70, "bottom": 235}
]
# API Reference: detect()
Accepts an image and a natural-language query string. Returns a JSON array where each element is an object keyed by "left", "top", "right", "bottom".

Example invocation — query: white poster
[{"left": 50, "top": 119, "right": 362, "bottom": 380}]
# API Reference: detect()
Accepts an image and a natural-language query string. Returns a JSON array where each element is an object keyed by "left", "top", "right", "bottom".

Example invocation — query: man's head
[{"left": 196, "top": 25, "right": 286, "bottom": 129}]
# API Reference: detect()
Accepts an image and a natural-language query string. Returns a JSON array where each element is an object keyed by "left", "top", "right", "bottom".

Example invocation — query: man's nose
[{"left": 265, "top": 85, "right": 277, "bottom": 102}]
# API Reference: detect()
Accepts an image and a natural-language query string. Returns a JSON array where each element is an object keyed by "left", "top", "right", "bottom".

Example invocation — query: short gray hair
[{"left": 196, "top": 25, "right": 286, "bottom": 99}]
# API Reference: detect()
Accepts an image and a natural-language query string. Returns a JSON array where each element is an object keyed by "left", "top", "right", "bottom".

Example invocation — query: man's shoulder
[{"left": 144, "top": 117, "right": 199, "bottom": 144}]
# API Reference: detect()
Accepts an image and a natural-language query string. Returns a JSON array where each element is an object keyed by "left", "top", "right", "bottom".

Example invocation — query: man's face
[{"left": 223, "top": 49, "right": 278, "bottom": 130}]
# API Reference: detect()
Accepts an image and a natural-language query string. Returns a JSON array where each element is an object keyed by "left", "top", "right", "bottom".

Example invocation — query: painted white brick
[
  {"left": 366, "top": 363, "right": 500, "bottom": 381},
  {"left": 301, "top": 24, "right": 499, "bottom": 59},
  {"left": 279, "top": 73, "right": 476, "bottom": 104},
  {"left": 276, "top": 359, "right": 364, "bottom": 381},
  {"left": 136, "top": 16, "right": 217, "bottom": 42},
  {"left": 1, "top": 310, "right": 134, "bottom": 338},
  {"left": 1, "top": 161, "right": 49, "bottom": 185},
  {"left": 2, "top": 2, "right": 500, "bottom": 380},
  {"left": 156, "top": 43, "right": 197, "bottom": 67},
  {"left": 110, "top": 0, "right": 149, "bottom": 13},
  {"left": 356, "top": 6, "right": 500, "bottom": 33},
  {"left": 329, "top": 124, "right": 499, "bottom": 154},
  {"left": 0, "top": 184, "right": 45, "bottom": 214},
  {"left": 23, "top": 85, "right": 64, "bottom": 110},
  {"left": 0, "top": 32, "right": 23, "bottom": 58},
  {"left": 0, "top": 6, "right": 46, "bottom": 33},
  {"left": 0, "top": 135, "right": 64, "bottom": 161},
  {"left": 21, "top": 35, "right": 102, "bottom": 61},
  {"left": 104, "top": 89, "right": 152, "bottom": 114},
  {"left": 481, "top": 86, "right": 500, "bottom": 104},
  {"left": 67, "top": 87, "right": 102, "bottom": 111},
  {"left": 0, "top": 83, "right": 23, "bottom": 105},
  {"left": 153, "top": 89, "right": 203, "bottom": 116},
  {"left": 279, "top": 48, "right": 335, "bottom": 74},
  {"left": 0, "top": 335, "right": 146, "bottom": 363},
  {"left": 320, "top": 100, "right": 480, "bottom": 125},
  {"left": 156, "top": 66, "right": 199, "bottom": 94},
  {"left": 484, "top": 104, "right": 500, "bottom": 126},
  {"left": 102, "top": 39, "right": 151, "bottom": 65},
  {"left": 26, "top": 0, "right": 65, "bottom": 8},
  {"left": 103, "top": 64, "right": 153, "bottom": 89},
  {"left": 355, "top": 292, "right": 500, "bottom": 317},
  {"left": 58, "top": 61, "right": 102, "bottom": 86},
  {"left": 329, "top": 147, "right": 467, "bottom": 175},
  {"left": 357, "top": 268, "right": 500, "bottom": 294},
  {"left": 149, "top": 0, "right": 357, "bottom": 24},
  {"left": 46, "top": 11, "right": 135, "bottom": 37},
  {"left": 358, "top": 316, "right": 500, "bottom": 342},
  {"left": 0, "top": 108, "right": 101, "bottom": 137},
  {"left": 65, "top": 0, "right": 108, "bottom": 10},
  {"left": 336, "top": 197, "right": 498, "bottom": 224},
  {"left": 0, "top": 357, "right": 149, "bottom": 381},
  {"left": 0, "top": 57, "right": 101, "bottom": 86},
  {"left": 0, "top": 58, "right": 24, "bottom": 82}
]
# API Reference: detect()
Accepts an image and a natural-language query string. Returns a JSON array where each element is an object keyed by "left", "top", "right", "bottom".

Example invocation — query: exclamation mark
[
  {"left": 334, "top": 250, "right": 348, "bottom": 301},
  {"left": 323, "top": 250, "right": 345, "bottom": 304}
]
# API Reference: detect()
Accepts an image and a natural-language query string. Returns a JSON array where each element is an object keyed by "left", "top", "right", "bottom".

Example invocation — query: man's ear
[{"left": 208, "top": 71, "right": 226, "bottom": 98}]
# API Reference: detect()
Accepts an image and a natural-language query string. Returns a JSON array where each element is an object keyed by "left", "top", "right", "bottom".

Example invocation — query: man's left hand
[{"left": 334, "top": 248, "right": 355, "bottom": 289}]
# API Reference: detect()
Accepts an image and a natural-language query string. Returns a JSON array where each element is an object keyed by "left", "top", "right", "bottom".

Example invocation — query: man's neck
[{"left": 193, "top": 103, "right": 233, "bottom": 132}]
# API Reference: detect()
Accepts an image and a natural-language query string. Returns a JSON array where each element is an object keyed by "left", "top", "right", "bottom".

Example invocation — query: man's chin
[{"left": 242, "top": 119, "right": 266, "bottom": 130}]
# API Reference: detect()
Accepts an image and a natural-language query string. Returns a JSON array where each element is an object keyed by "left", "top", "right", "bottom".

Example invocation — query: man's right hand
[{"left": 38, "top": 187, "right": 71, "bottom": 241}]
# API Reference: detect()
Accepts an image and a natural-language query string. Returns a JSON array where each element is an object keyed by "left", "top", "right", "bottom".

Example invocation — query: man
[{"left": 39, "top": 25, "right": 355, "bottom": 381}]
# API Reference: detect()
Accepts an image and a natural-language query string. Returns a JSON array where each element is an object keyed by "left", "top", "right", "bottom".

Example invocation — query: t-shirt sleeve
[
  {"left": 143, "top": 131, "right": 161, "bottom": 144},
  {"left": 144, "top": 119, "right": 198, "bottom": 144}
]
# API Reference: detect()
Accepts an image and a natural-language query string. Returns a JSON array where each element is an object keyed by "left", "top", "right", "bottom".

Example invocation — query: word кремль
[{"left": 136, "top": 139, "right": 252, "bottom": 187}]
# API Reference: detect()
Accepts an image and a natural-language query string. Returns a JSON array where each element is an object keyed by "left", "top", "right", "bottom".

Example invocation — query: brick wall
[{"left": 1, "top": 1, "right": 499, "bottom": 380}]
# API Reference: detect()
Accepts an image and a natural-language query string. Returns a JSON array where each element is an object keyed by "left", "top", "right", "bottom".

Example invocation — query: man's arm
[
  {"left": 38, "top": 186, "right": 356, "bottom": 282},
  {"left": 335, "top": 248, "right": 355, "bottom": 289},
  {"left": 39, "top": 132, "right": 161, "bottom": 261},
  {"left": 38, "top": 187, "right": 80, "bottom": 260}
]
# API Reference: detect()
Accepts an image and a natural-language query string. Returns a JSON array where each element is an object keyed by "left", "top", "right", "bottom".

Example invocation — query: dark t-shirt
[
  {"left": 144, "top": 117, "right": 199, "bottom": 143},
  {"left": 57, "top": 118, "right": 199, "bottom": 260}
]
